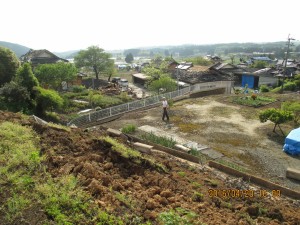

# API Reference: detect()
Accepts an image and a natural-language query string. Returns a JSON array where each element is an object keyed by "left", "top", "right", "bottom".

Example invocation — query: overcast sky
[{"left": 2, "top": 0, "right": 299, "bottom": 52}]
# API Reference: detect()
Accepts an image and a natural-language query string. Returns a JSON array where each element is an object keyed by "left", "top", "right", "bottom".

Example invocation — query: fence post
[{"left": 110, "top": 108, "right": 112, "bottom": 116}]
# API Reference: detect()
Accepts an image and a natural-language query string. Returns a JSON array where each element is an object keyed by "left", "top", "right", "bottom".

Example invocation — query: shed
[
  {"left": 241, "top": 74, "right": 259, "bottom": 89},
  {"left": 132, "top": 73, "right": 150, "bottom": 86}
]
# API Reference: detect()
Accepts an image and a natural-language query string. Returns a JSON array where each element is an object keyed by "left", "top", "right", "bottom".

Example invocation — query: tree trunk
[
  {"left": 107, "top": 74, "right": 112, "bottom": 81},
  {"left": 93, "top": 66, "right": 99, "bottom": 80}
]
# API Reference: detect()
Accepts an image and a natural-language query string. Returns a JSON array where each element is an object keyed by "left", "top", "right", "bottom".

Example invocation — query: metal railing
[{"left": 67, "top": 81, "right": 233, "bottom": 127}]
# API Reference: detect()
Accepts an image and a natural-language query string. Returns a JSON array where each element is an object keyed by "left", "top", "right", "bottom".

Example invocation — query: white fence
[{"left": 67, "top": 81, "right": 233, "bottom": 127}]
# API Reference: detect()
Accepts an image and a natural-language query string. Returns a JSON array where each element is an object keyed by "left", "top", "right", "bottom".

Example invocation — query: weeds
[
  {"left": 192, "top": 191, "right": 204, "bottom": 202},
  {"left": 0, "top": 122, "right": 124, "bottom": 225},
  {"left": 140, "top": 132, "right": 176, "bottom": 148},
  {"left": 217, "top": 159, "right": 247, "bottom": 172},
  {"left": 121, "top": 124, "right": 136, "bottom": 134},
  {"left": 158, "top": 207, "right": 201, "bottom": 225}
]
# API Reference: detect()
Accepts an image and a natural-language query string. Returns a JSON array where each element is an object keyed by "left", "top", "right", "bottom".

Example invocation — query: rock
[
  {"left": 246, "top": 205, "right": 259, "bottom": 217},
  {"left": 160, "top": 190, "right": 174, "bottom": 198},
  {"left": 146, "top": 199, "right": 158, "bottom": 210},
  {"left": 267, "top": 208, "right": 283, "bottom": 222},
  {"left": 103, "top": 162, "right": 114, "bottom": 170},
  {"left": 143, "top": 210, "right": 157, "bottom": 220}
]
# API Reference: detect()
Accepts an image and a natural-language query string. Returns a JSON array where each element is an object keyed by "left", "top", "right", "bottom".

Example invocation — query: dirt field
[{"left": 104, "top": 93, "right": 300, "bottom": 192}]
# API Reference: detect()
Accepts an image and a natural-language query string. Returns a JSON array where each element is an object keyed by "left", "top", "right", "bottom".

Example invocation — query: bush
[
  {"left": 259, "top": 85, "right": 270, "bottom": 92},
  {"left": 35, "top": 87, "right": 64, "bottom": 115},
  {"left": 284, "top": 81, "right": 297, "bottom": 91},
  {"left": 72, "top": 85, "right": 86, "bottom": 93},
  {"left": 121, "top": 124, "right": 136, "bottom": 134}
]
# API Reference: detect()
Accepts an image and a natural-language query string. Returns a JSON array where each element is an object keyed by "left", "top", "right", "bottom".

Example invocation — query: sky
[{"left": 2, "top": 0, "right": 299, "bottom": 52}]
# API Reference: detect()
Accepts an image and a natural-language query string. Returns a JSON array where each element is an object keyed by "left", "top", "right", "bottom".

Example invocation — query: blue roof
[{"left": 251, "top": 57, "right": 271, "bottom": 61}]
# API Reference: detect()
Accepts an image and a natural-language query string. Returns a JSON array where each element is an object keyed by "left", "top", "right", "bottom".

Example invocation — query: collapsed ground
[{"left": 0, "top": 107, "right": 300, "bottom": 225}]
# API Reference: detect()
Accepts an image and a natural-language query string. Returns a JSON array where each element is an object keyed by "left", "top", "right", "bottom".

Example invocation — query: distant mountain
[
  {"left": 0, "top": 41, "right": 30, "bottom": 57},
  {"left": 54, "top": 50, "right": 80, "bottom": 59}
]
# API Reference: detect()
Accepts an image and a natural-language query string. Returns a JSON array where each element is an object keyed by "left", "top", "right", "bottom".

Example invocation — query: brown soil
[{"left": 1, "top": 107, "right": 300, "bottom": 224}]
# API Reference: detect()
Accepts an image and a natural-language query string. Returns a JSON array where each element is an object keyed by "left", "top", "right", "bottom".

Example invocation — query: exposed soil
[{"left": 1, "top": 107, "right": 300, "bottom": 224}]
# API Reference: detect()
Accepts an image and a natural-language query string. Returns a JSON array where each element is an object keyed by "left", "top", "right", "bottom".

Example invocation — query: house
[
  {"left": 250, "top": 56, "right": 276, "bottom": 65},
  {"left": 241, "top": 73, "right": 259, "bottom": 89},
  {"left": 20, "top": 49, "right": 68, "bottom": 66},
  {"left": 132, "top": 73, "right": 150, "bottom": 86}
]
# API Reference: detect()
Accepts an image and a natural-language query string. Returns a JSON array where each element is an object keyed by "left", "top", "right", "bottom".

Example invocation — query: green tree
[
  {"left": 0, "top": 47, "right": 20, "bottom": 86},
  {"left": 251, "top": 60, "right": 268, "bottom": 68},
  {"left": 259, "top": 108, "right": 293, "bottom": 135},
  {"left": 35, "top": 86, "right": 64, "bottom": 115},
  {"left": 282, "top": 101, "right": 300, "bottom": 126},
  {"left": 34, "top": 62, "right": 77, "bottom": 90},
  {"left": 148, "top": 75, "right": 177, "bottom": 94},
  {"left": 74, "top": 45, "right": 113, "bottom": 80},
  {"left": 184, "top": 56, "right": 212, "bottom": 66},
  {"left": 15, "top": 63, "right": 39, "bottom": 95},
  {"left": 0, "top": 81, "right": 31, "bottom": 112},
  {"left": 125, "top": 53, "right": 134, "bottom": 63}
]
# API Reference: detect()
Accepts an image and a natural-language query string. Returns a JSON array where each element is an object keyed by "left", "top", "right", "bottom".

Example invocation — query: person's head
[{"left": 162, "top": 97, "right": 166, "bottom": 101}]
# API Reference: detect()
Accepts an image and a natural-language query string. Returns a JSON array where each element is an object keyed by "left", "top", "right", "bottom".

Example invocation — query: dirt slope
[{"left": 1, "top": 111, "right": 300, "bottom": 224}]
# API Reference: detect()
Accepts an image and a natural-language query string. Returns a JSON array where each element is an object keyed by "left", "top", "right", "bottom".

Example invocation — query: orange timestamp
[{"left": 208, "top": 189, "right": 281, "bottom": 199}]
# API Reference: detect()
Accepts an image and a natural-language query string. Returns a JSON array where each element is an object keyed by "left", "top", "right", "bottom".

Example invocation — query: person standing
[{"left": 162, "top": 97, "right": 169, "bottom": 121}]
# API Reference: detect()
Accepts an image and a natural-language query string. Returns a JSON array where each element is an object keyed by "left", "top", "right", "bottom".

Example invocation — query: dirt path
[{"left": 104, "top": 95, "right": 300, "bottom": 191}]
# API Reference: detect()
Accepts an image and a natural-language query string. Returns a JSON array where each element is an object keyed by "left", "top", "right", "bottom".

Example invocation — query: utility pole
[{"left": 281, "top": 34, "right": 295, "bottom": 93}]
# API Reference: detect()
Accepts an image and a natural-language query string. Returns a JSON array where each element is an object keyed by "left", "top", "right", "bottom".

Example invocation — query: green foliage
[
  {"left": 121, "top": 124, "right": 136, "bottom": 134},
  {"left": 117, "top": 92, "right": 132, "bottom": 102},
  {"left": 16, "top": 63, "right": 39, "bottom": 93},
  {"left": 259, "top": 85, "right": 270, "bottom": 92},
  {"left": 125, "top": 53, "right": 134, "bottom": 63},
  {"left": 251, "top": 60, "right": 268, "bottom": 68},
  {"left": 271, "top": 81, "right": 297, "bottom": 93},
  {"left": 0, "top": 122, "right": 41, "bottom": 182},
  {"left": 74, "top": 45, "right": 113, "bottom": 80},
  {"left": 35, "top": 87, "right": 64, "bottom": 115},
  {"left": 0, "top": 47, "right": 20, "bottom": 86},
  {"left": 259, "top": 108, "right": 293, "bottom": 133},
  {"left": 72, "top": 85, "right": 86, "bottom": 93},
  {"left": 148, "top": 75, "right": 177, "bottom": 94},
  {"left": 140, "top": 132, "right": 176, "bottom": 148},
  {"left": 281, "top": 101, "right": 300, "bottom": 126},
  {"left": 158, "top": 208, "right": 199, "bottom": 225},
  {"left": 184, "top": 56, "right": 212, "bottom": 66},
  {"left": 0, "top": 81, "right": 31, "bottom": 112},
  {"left": 283, "top": 81, "right": 297, "bottom": 91},
  {"left": 103, "top": 136, "right": 167, "bottom": 172},
  {"left": 35, "top": 62, "right": 77, "bottom": 90},
  {"left": 231, "top": 95, "right": 275, "bottom": 107},
  {"left": 89, "top": 93, "right": 123, "bottom": 108}
]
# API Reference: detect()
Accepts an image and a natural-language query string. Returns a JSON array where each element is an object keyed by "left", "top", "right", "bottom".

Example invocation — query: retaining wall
[{"left": 209, "top": 161, "right": 300, "bottom": 200}]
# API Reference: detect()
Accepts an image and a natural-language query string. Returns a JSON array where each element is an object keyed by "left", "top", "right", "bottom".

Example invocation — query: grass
[
  {"left": 217, "top": 159, "right": 247, "bottom": 172},
  {"left": 230, "top": 95, "right": 276, "bottom": 107},
  {"left": 0, "top": 121, "right": 124, "bottom": 225},
  {"left": 121, "top": 124, "right": 136, "bottom": 134},
  {"left": 158, "top": 207, "right": 200, "bottom": 225},
  {"left": 103, "top": 136, "right": 167, "bottom": 172},
  {"left": 140, "top": 132, "right": 176, "bottom": 148}
]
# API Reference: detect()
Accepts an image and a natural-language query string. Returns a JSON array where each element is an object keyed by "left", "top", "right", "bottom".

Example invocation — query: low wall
[
  {"left": 209, "top": 161, "right": 300, "bottom": 200},
  {"left": 127, "top": 134, "right": 200, "bottom": 163},
  {"left": 189, "top": 88, "right": 226, "bottom": 98}
]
